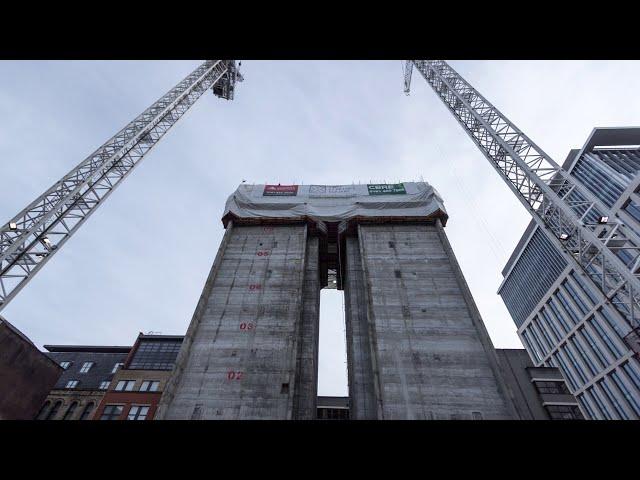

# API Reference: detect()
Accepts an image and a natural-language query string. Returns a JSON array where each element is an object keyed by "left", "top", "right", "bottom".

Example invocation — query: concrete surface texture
[
  {"left": 158, "top": 224, "right": 316, "bottom": 419},
  {"left": 158, "top": 182, "right": 517, "bottom": 420},
  {"left": 346, "top": 223, "right": 514, "bottom": 419}
]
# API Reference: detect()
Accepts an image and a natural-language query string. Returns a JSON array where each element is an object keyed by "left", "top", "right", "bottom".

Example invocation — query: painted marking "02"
[{"left": 227, "top": 371, "right": 243, "bottom": 380}]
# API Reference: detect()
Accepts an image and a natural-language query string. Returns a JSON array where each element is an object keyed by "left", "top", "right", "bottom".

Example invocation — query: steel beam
[
  {"left": 407, "top": 60, "right": 640, "bottom": 328},
  {"left": 0, "top": 60, "right": 239, "bottom": 310}
]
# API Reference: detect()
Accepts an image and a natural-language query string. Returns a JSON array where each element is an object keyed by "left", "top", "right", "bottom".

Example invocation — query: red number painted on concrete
[
  {"left": 248, "top": 284, "right": 262, "bottom": 291},
  {"left": 263, "top": 227, "right": 273, "bottom": 233},
  {"left": 227, "top": 371, "right": 243, "bottom": 380},
  {"left": 256, "top": 250, "right": 270, "bottom": 257},
  {"left": 239, "top": 323, "right": 255, "bottom": 331}
]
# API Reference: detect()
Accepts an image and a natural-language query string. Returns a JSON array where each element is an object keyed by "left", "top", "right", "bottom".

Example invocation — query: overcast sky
[{"left": 1, "top": 60, "right": 639, "bottom": 396}]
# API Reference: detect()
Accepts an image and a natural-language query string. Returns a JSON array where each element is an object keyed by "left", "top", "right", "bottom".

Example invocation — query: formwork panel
[
  {"left": 160, "top": 224, "right": 311, "bottom": 419},
  {"left": 354, "top": 223, "right": 513, "bottom": 419}
]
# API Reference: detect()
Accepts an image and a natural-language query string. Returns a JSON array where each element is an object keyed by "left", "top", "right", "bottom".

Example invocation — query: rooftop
[
  {"left": 44, "top": 345, "right": 132, "bottom": 353},
  {"left": 222, "top": 181, "right": 448, "bottom": 228}
]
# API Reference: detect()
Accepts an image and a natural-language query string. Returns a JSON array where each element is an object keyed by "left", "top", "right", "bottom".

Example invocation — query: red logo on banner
[{"left": 263, "top": 184, "right": 298, "bottom": 196}]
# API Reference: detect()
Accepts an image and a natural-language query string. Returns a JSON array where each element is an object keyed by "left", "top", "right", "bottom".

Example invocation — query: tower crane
[
  {"left": 0, "top": 60, "right": 241, "bottom": 312},
  {"left": 404, "top": 60, "right": 640, "bottom": 331},
  {"left": 3, "top": 58, "right": 640, "bottom": 335}
]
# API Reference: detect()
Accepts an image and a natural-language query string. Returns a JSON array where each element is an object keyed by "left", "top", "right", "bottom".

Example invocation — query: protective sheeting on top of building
[{"left": 222, "top": 181, "right": 448, "bottom": 226}]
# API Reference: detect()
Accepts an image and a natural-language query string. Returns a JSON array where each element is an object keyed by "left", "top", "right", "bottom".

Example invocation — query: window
[
  {"left": 62, "top": 402, "right": 78, "bottom": 420},
  {"left": 36, "top": 401, "right": 51, "bottom": 420},
  {"left": 112, "top": 362, "right": 124, "bottom": 373},
  {"left": 529, "top": 323, "right": 549, "bottom": 356},
  {"left": 570, "top": 335, "right": 598, "bottom": 376},
  {"left": 540, "top": 308, "right": 562, "bottom": 342},
  {"left": 587, "top": 317, "right": 622, "bottom": 359},
  {"left": 127, "top": 405, "right": 150, "bottom": 420},
  {"left": 610, "top": 371, "right": 640, "bottom": 417},
  {"left": 555, "top": 289, "right": 581, "bottom": 325},
  {"left": 100, "top": 405, "right": 124, "bottom": 420},
  {"left": 139, "top": 380, "right": 160, "bottom": 392},
  {"left": 599, "top": 378, "right": 629, "bottom": 420},
  {"left": 59, "top": 361, "right": 71, "bottom": 370},
  {"left": 79, "top": 362, "right": 94, "bottom": 373},
  {"left": 80, "top": 402, "right": 95, "bottom": 420},
  {"left": 562, "top": 344, "right": 588, "bottom": 385},
  {"left": 46, "top": 401, "right": 63, "bottom": 420},
  {"left": 562, "top": 280, "right": 589, "bottom": 315},
  {"left": 99, "top": 381, "right": 110, "bottom": 390},
  {"left": 522, "top": 329, "right": 542, "bottom": 363},
  {"left": 599, "top": 307, "right": 628, "bottom": 340},
  {"left": 579, "top": 326, "right": 607, "bottom": 368},
  {"left": 547, "top": 298, "right": 571, "bottom": 333},
  {"left": 588, "top": 386, "right": 613, "bottom": 420},
  {"left": 65, "top": 380, "right": 79, "bottom": 389},
  {"left": 499, "top": 228, "right": 567, "bottom": 328},
  {"left": 569, "top": 271, "right": 599, "bottom": 305},
  {"left": 534, "top": 381, "right": 571, "bottom": 395},
  {"left": 533, "top": 317, "right": 554, "bottom": 352},
  {"left": 553, "top": 352, "right": 578, "bottom": 391},
  {"left": 115, "top": 380, "right": 136, "bottom": 391},
  {"left": 577, "top": 394, "right": 597, "bottom": 420},
  {"left": 545, "top": 405, "right": 583, "bottom": 420},
  {"left": 128, "top": 339, "right": 182, "bottom": 370},
  {"left": 621, "top": 361, "right": 640, "bottom": 391},
  {"left": 624, "top": 199, "right": 640, "bottom": 224}
]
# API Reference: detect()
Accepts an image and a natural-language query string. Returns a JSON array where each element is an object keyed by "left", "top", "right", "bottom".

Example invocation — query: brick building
[{"left": 94, "top": 334, "right": 183, "bottom": 420}]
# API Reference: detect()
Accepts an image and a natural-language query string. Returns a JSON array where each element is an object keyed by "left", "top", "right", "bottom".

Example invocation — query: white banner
[{"left": 308, "top": 185, "right": 356, "bottom": 197}]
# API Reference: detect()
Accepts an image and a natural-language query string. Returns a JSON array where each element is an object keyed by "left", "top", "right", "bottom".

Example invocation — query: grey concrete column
[
  {"left": 158, "top": 224, "right": 311, "bottom": 419},
  {"left": 351, "top": 222, "right": 515, "bottom": 419},
  {"left": 292, "top": 235, "right": 321, "bottom": 419},
  {"left": 344, "top": 235, "right": 379, "bottom": 419}
]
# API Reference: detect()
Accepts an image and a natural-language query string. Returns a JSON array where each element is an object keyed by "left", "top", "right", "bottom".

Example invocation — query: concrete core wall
[
  {"left": 160, "top": 217, "right": 516, "bottom": 420},
  {"left": 346, "top": 222, "right": 514, "bottom": 419},
  {"left": 344, "top": 236, "right": 379, "bottom": 419},
  {"left": 159, "top": 224, "right": 317, "bottom": 419}
]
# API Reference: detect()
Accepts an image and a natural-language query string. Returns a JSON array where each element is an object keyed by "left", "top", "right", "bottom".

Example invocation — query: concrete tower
[{"left": 157, "top": 182, "right": 516, "bottom": 419}]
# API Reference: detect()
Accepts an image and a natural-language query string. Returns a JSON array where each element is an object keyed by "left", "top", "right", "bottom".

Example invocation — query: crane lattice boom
[
  {"left": 0, "top": 60, "right": 240, "bottom": 311},
  {"left": 405, "top": 60, "right": 640, "bottom": 329}
]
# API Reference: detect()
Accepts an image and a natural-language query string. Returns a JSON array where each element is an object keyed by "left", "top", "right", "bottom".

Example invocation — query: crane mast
[
  {"left": 0, "top": 60, "right": 241, "bottom": 312},
  {"left": 404, "top": 60, "right": 640, "bottom": 330}
]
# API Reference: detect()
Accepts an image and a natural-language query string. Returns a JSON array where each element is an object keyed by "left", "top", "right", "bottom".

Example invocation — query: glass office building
[{"left": 499, "top": 128, "right": 640, "bottom": 420}]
